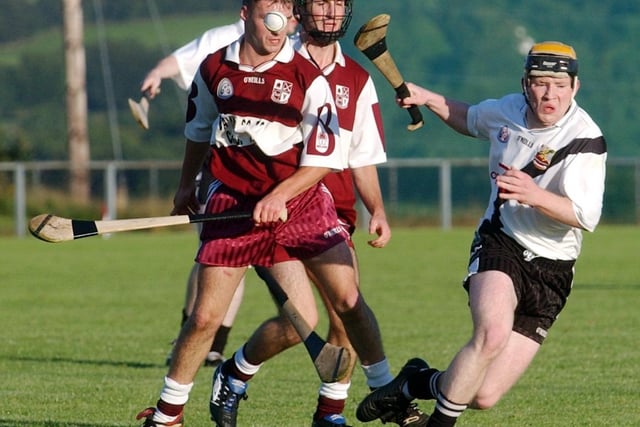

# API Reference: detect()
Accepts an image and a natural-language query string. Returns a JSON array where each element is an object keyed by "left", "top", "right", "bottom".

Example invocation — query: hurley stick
[
  {"left": 254, "top": 266, "right": 352, "bottom": 383},
  {"left": 354, "top": 14, "right": 424, "bottom": 131},
  {"left": 29, "top": 211, "right": 256, "bottom": 243}
]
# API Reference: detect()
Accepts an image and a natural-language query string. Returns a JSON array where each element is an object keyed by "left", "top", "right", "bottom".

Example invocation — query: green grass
[{"left": 1, "top": 226, "right": 638, "bottom": 426}]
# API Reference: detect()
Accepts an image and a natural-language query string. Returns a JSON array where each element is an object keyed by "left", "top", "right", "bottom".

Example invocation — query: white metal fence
[{"left": 2, "top": 158, "right": 639, "bottom": 237}]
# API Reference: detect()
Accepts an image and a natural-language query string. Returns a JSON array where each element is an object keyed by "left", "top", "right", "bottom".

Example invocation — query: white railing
[{"left": 2, "top": 157, "right": 639, "bottom": 236}]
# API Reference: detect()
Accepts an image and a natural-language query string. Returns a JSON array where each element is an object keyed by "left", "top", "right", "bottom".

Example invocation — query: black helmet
[{"left": 295, "top": 0, "right": 353, "bottom": 45}]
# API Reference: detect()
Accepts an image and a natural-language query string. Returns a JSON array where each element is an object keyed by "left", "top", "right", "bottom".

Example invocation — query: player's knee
[
  {"left": 471, "top": 387, "right": 503, "bottom": 410},
  {"left": 187, "top": 309, "right": 221, "bottom": 332},
  {"left": 471, "top": 326, "right": 511, "bottom": 359},
  {"left": 329, "top": 289, "right": 363, "bottom": 314}
]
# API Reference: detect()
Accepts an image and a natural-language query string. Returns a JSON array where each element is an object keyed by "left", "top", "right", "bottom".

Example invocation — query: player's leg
[
  {"left": 166, "top": 263, "right": 200, "bottom": 366},
  {"left": 143, "top": 265, "right": 246, "bottom": 426},
  {"left": 306, "top": 262, "right": 356, "bottom": 427},
  {"left": 438, "top": 270, "right": 518, "bottom": 402},
  {"left": 241, "top": 260, "right": 318, "bottom": 364},
  {"left": 206, "top": 275, "right": 246, "bottom": 367},
  {"left": 304, "top": 241, "right": 393, "bottom": 386},
  {"left": 210, "top": 260, "right": 318, "bottom": 426},
  {"left": 311, "top": 247, "right": 428, "bottom": 427},
  {"left": 357, "top": 270, "right": 517, "bottom": 426},
  {"left": 469, "top": 330, "right": 540, "bottom": 409},
  {"left": 223, "top": 263, "right": 315, "bottom": 367}
]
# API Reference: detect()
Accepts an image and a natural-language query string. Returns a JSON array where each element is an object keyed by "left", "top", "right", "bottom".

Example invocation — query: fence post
[
  {"left": 105, "top": 162, "right": 117, "bottom": 220},
  {"left": 15, "top": 163, "right": 26, "bottom": 237},
  {"left": 439, "top": 160, "right": 452, "bottom": 230}
]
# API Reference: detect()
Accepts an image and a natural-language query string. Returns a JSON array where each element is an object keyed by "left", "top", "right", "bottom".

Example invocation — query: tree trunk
[{"left": 63, "top": 0, "right": 90, "bottom": 203}]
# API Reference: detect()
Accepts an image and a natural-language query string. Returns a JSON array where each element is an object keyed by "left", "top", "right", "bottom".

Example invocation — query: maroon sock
[
  {"left": 156, "top": 399, "right": 183, "bottom": 417},
  {"left": 313, "top": 395, "right": 346, "bottom": 420}
]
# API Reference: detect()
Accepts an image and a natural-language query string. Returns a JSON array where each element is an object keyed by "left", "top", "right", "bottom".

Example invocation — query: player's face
[
  {"left": 304, "top": 0, "right": 346, "bottom": 33},
  {"left": 243, "top": 0, "right": 293, "bottom": 56},
  {"left": 525, "top": 75, "right": 578, "bottom": 128}
]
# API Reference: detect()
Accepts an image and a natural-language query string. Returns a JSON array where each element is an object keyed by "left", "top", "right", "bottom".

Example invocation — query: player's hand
[
  {"left": 496, "top": 168, "right": 542, "bottom": 206},
  {"left": 141, "top": 69, "right": 162, "bottom": 99},
  {"left": 396, "top": 82, "right": 427, "bottom": 109},
  {"left": 171, "top": 184, "right": 199, "bottom": 216},
  {"left": 253, "top": 195, "right": 288, "bottom": 224},
  {"left": 367, "top": 212, "right": 391, "bottom": 248}
]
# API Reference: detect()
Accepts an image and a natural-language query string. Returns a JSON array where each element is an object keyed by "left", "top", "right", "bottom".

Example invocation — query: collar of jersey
[
  {"left": 225, "top": 36, "right": 296, "bottom": 72},
  {"left": 291, "top": 33, "right": 346, "bottom": 76}
]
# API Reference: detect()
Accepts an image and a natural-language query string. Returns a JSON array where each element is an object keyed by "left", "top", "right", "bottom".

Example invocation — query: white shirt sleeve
[
  {"left": 171, "top": 20, "right": 244, "bottom": 90},
  {"left": 347, "top": 76, "right": 387, "bottom": 168},
  {"left": 184, "top": 69, "right": 219, "bottom": 143}
]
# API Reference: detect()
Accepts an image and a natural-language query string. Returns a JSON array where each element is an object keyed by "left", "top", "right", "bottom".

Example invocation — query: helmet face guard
[{"left": 295, "top": 0, "right": 353, "bottom": 45}]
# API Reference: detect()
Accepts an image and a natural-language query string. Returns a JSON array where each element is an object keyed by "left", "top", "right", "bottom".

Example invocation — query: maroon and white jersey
[
  {"left": 185, "top": 38, "right": 341, "bottom": 196},
  {"left": 294, "top": 38, "right": 386, "bottom": 228}
]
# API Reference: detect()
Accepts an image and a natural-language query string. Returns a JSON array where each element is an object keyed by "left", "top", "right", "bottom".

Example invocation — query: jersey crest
[
  {"left": 533, "top": 145, "right": 556, "bottom": 171},
  {"left": 217, "top": 78, "right": 234, "bottom": 100},
  {"left": 335, "top": 85, "right": 350, "bottom": 110},
  {"left": 271, "top": 79, "right": 293, "bottom": 104}
]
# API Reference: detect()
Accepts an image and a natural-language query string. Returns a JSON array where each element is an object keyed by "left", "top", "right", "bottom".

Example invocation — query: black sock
[
  {"left": 426, "top": 393, "right": 467, "bottom": 427},
  {"left": 407, "top": 368, "right": 441, "bottom": 400},
  {"left": 426, "top": 408, "right": 458, "bottom": 427},
  {"left": 211, "top": 325, "right": 231, "bottom": 353}
]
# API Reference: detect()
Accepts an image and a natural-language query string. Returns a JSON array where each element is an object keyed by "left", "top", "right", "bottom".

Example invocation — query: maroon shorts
[
  {"left": 273, "top": 217, "right": 354, "bottom": 263},
  {"left": 196, "top": 183, "right": 349, "bottom": 267}
]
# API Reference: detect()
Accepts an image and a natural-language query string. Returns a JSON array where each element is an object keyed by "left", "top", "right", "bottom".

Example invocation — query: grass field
[{"left": 1, "top": 226, "right": 638, "bottom": 426}]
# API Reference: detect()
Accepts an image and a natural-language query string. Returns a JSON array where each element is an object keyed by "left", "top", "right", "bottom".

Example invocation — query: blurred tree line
[{"left": 1, "top": 0, "right": 639, "bottom": 163}]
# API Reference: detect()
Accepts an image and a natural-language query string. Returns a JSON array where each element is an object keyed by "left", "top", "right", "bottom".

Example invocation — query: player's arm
[
  {"left": 496, "top": 168, "right": 582, "bottom": 228},
  {"left": 351, "top": 165, "right": 390, "bottom": 248},
  {"left": 398, "top": 82, "right": 471, "bottom": 136},
  {"left": 141, "top": 55, "right": 179, "bottom": 98},
  {"left": 254, "top": 166, "right": 331, "bottom": 224},
  {"left": 172, "top": 140, "right": 210, "bottom": 216}
]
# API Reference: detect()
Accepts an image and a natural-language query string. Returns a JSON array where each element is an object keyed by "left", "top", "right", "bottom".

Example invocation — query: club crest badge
[
  {"left": 533, "top": 145, "right": 556, "bottom": 170},
  {"left": 271, "top": 79, "right": 293, "bottom": 104},
  {"left": 217, "top": 78, "right": 234, "bottom": 100},
  {"left": 497, "top": 125, "right": 510, "bottom": 143},
  {"left": 335, "top": 85, "right": 350, "bottom": 110}
]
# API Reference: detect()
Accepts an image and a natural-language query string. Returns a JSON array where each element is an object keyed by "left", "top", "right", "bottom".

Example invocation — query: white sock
[
  {"left": 154, "top": 376, "right": 193, "bottom": 423},
  {"left": 318, "top": 381, "right": 351, "bottom": 400},
  {"left": 159, "top": 376, "right": 193, "bottom": 405},
  {"left": 234, "top": 346, "right": 262, "bottom": 376},
  {"left": 361, "top": 359, "right": 394, "bottom": 389}
]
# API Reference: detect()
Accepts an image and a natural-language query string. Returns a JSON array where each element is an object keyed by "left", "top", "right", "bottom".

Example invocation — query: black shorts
[{"left": 464, "top": 220, "right": 575, "bottom": 344}]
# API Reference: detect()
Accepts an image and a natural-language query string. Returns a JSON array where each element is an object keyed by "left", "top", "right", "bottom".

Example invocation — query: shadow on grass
[
  {"left": 3, "top": 355, "right": 164, "bottom": 369},
  {"left": 0, "top": 420, "right": 126, "bottom": 427}
]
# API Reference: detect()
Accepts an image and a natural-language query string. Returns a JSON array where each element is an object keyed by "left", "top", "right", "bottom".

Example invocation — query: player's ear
[
  {"left": 572, "top": 76, "right": 580, "bottom": 97},
  {"left": 240, "top": 4, "right": 249, "bottom": 22}
]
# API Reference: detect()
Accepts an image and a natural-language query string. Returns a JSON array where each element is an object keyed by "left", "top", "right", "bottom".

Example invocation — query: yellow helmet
[{"left": 525, "top": 41, "right": 578, "bottom": 77}]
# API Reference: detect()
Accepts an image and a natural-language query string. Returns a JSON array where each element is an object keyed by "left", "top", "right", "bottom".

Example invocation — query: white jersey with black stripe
[{"left": 467, "top": 93, "right": 607, "bottom": 260}]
